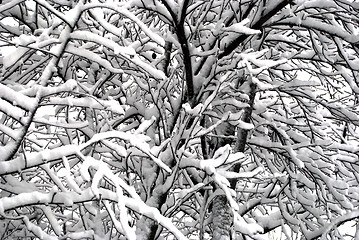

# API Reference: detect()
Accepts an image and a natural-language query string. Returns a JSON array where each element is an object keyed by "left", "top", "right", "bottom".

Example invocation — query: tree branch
[{"left": 219, "top": 0, "right": 293, "bottom": 59}]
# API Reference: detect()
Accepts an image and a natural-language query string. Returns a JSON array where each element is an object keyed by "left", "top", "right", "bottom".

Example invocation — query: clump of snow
[{"left": 222, "top": 18, "right": 261, "bottom": 35}]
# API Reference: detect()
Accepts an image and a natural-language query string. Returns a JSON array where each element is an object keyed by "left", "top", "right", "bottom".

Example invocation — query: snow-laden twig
[
  {"left": 65, "top": 45, "right": 124, "bottom": 74},
  {"left": 116, "top": 190, "right": 136, "bottom": 240},
  {"left": 82, "top": 2, "right": 165, "bottom": 47},
  {"left": 103, "top": 200, "right": 125, "bottom": 235},
  {"left": 33, "top": 0, "right": 73, "bottom": 27},
  {"left": 123, "top": 196, "right": 189, "bottom": 240},
  {"left": 0, "top": 83, "right": 38, "bottom": 111},
  {"left": 222, "top": 18, "right": 261, "bottom": 35},
  {"left": 233, "top": 211, "right": 264, "bottom": 237},
  {"left": 0, "top": 187, "right": 187, "bottom": 240},
  {"left": 23, "top": 215, "right": 58, "bottom": 240},
  {"left": 0, "top": 0, "right": 25, "bottom": 13}
]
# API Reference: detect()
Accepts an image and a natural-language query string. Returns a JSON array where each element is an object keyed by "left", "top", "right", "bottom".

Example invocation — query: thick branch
[
  {"left": 231, "top": 82, "right": 256, "bottom": 188},
  {"left": 212, "top": 195, "right": 233, "bottom": 240},
  {"left": 175, "top": 0, "right": 195, "bottom": 106},
  {"left": 159, "top": 41, "right": 173, "bottom": 77},
  {"left": 194, "top": 1, "right": 256, "bottom": 75},
  {"left": 307, "top": 209, "right": 359, "bottom": 239},
  {"left": 162, "top": 0, "right": 194, "bottom": 105},
  {"left": 219, "top": 0, "right": 293, "bottom": 59},
  {"left": 0, "top": 106, "right": 38, "bottom": 162},
  {"left": 176, "top": 25, "right": 194, "bottom": 105}
]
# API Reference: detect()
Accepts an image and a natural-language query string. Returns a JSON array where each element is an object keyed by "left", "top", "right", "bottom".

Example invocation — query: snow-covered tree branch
[{"left": 1, "top": 0, "right": 359, "bottom": 239}]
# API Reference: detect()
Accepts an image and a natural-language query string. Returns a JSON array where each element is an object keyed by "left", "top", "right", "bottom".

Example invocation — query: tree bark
[
  {"left": 212, "top": 195, "right": 233, "bottom": 240},
  {"left": 135, "top": 173, "right": 171, "bottom": 240},
  {"left": 211, "top": 81, "right": 256, "bottom": 240},
  {"left": 219, "top": 0, "right": 293, "bottom": 59},
  {"left": 231, "top": 82, "right": 256, "bottom": 188},
  {"left": 209, "top": 5, "right": 294, "bottom": 240}
]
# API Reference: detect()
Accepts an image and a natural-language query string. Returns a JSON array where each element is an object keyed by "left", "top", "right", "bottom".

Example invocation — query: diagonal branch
[
  {"left": 176, "top": 0, "right": 195, "bottom": 106},
  {"left": 162, "top": 0, "right": 194, "bottom": 105},
  {"left": 219, "top": 0, "right": 293, "bottom": 59}
]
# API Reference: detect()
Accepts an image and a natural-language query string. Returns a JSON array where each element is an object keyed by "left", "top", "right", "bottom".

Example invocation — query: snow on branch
[
  {"left": 279, "top": 16, "right": 359, "bottom": 44},
  {"left": 19, "top": 79, "right": 78, "bottom": 97},
  {"left": 65, "top": 45, "right": 124, "bottom": 74},
  {"left": 0, "top": 145, "right": 77, "bottom": 175},
  {"left": 70, "top": 31, "right": 136, "bottom": 57},
  {"left": 0, "top": 83, "right": 37, "bottom": 111},
  {"left": 45, "top": 95, "right": 125, "bottom": 115},
  {"left": 0, "top": 186, "right": 187, "bottom": 240},
  {"left": 83, "top": 2, "right": 165, "bottom": 47},
  {"left": 0, "top": 98, "right": 28, "bottom": 125},
  {"left": 123, "top": 196, "right": 189, "bottom": 240},
  {"left": 222, "top": 18, "right": 261, "bottom": 35},
  {"left": 1, "top": 0, "right": 359, "bottom": 239},
  {"left": 23, "top": 216, "right": 58, "bottom": 240},
  {"left": 69, "top": 30, "right": 167, "bottom": 79},
  {"left": 0, "top": 128, "right": 162, "bottom": 175},
  {"left": 33, "top": 0, "right": 77, "bottom": 27},
  {"left": 81, "top": 130, "right": 172, "bottom": 172},
  {"left": 0, "top": 0, "right": 25, "bottom": 13}
]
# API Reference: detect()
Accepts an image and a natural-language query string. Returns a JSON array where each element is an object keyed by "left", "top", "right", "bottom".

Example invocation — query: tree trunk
[
  {"left": 135, "top": 217, "right": 159, "bottom": 240},
  {"left": 212, "top": 195, "right": 233, "bottom": 240},
  {"left": 231, "top": 82, "right": 256, "bottom": 188},
  {"left": 135, "top": 178, "right": 169, "bottom": 240},
  {"left": 135, "top": 40, "right": 175, "bottom": 240},
  {"left": 211, "top": 82, "right": 256, "bottom": 240}
]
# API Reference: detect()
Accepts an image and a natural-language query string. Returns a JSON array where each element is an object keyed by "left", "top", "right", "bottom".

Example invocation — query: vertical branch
[
  {"left": 212, "top": 195, "right": 234, "bottom": 240},
  {"left": 234, "top": 82, "right": 256, "bottom": 152},
  {"left": 176, "top": 27, "right": 194, "bottom": 106},
  {"left": 159, "top": 0, "right": 191, "bottom": 88},
  {"left": 231, "top": 82, "right": 256, "bottom": 188},
  {"left": 159, "top": 41, "right": 173, "bottom": 77},
  {"left": 218, "top": 0, "right": 293, "bottom": 59},
  {"left": 211, "top": 80, "right": 256, "bottom": 240},
  {"left": 39, "top": 1, "right": 84, "bottom": 86}
]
